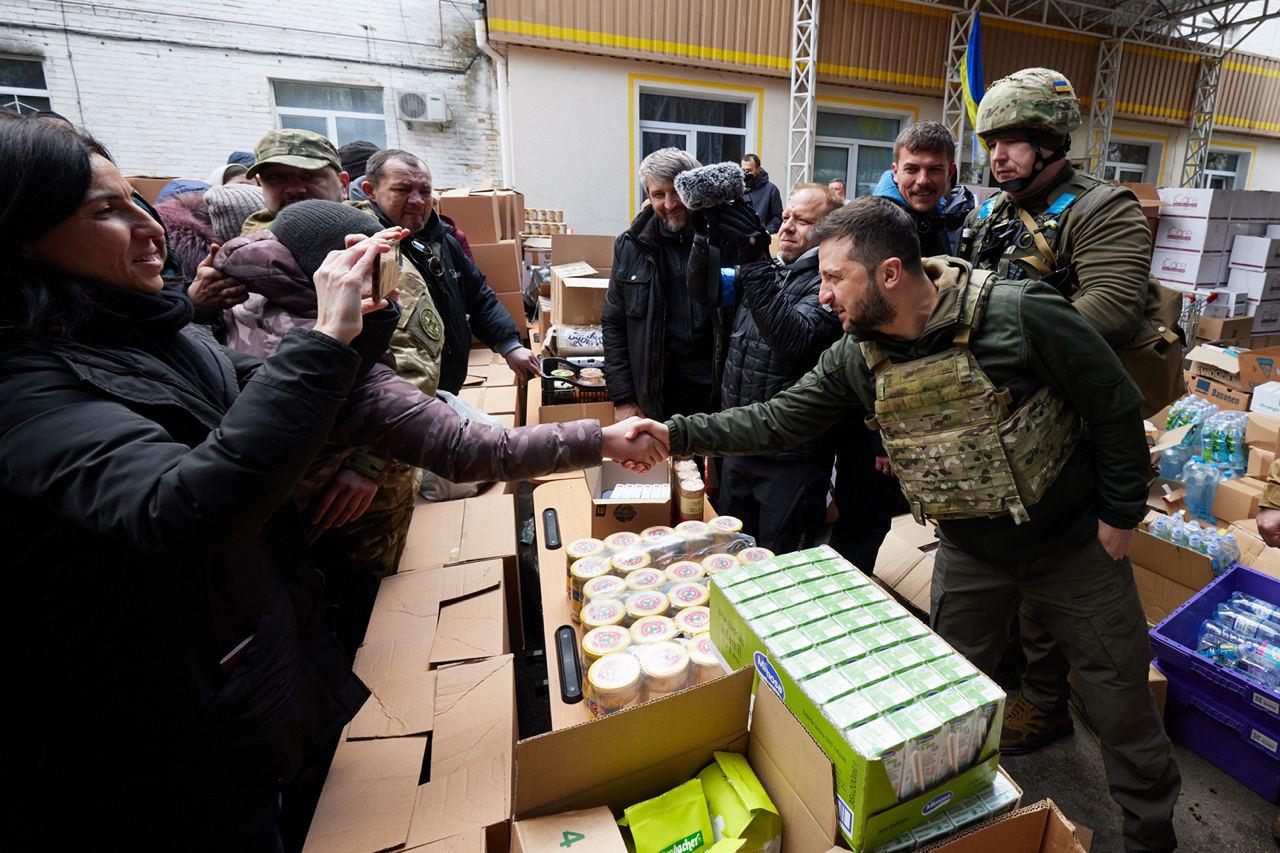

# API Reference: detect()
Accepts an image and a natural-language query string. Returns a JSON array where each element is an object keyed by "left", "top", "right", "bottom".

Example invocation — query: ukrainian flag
[{"left": 960, "top": 12, "right": 985, "bottom": 147}]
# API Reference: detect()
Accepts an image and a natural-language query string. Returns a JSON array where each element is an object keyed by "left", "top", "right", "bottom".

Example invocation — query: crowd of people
[{"left": 0, "top": 65, "right": 1194, "bottom": 852}]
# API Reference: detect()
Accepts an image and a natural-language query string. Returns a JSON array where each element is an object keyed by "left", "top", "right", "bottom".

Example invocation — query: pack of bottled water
[
  {"left": 1166, "top": 394, "right": 1219, "bottom": 432},
  {"left": 1199, "top": 411, "right": 1248, "bottom": 470},
  {"left": 1149, "top": 510, "right": 1241, "bottom": 575},
  {"left": 1196, "top": 591, "right": 1280, "bottom": 689}
]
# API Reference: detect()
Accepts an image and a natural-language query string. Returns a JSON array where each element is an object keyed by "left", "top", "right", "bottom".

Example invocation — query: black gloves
[{"left": 693, "top": 200, "right": 770, "bottom": 268}]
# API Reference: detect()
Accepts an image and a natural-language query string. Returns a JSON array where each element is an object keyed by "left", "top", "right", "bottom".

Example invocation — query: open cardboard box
[
  {"left": 1186, "top": 342, "right": 1280, "bottom": 390},
  {"left": 585, "top": 459, "right": 673, "bottom": 537},
  {"left": 550, "top": 262, "right": 610, "bottom": 327},
  {"left": 871, "top": 515, "right": 939, "bottom": 614},
  {"left": 511, "top": 669, "right": 840, "bottom": 853},
  {"left": 1193, "top": 316, "right": 1254, "bottom": 344},
  {"left": 439, "top": 188, "right": 503, "bottom": 244},
  {"left": 551, "top": 234, "right": 615, "bottom": 269},
  {"left": 928, "top": 799, "right": 1091, "bottom": 852},
  {"left": 400, "top": 493, "right": 523, "bottom": 648}
]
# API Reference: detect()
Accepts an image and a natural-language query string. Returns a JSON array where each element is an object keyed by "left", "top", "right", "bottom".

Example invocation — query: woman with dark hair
[{"left": 0, "top": 119, "right": 398, "bottom": 849}]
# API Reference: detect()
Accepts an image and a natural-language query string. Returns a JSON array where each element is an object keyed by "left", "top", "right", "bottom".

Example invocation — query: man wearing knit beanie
[
  {"left": 339, "top": 140, "right": 380, "bottom": 202},
  {"left": 205, "top": 183, "right": 267, "bottom": 245}
]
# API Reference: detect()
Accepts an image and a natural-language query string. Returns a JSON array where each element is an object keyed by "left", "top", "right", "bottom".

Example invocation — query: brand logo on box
[
  {"left": 1171, "top": 194, "right": 1202, "bottom": 208},
  {"left": 923, "top": 791, "right": 953, "bottom": 815},
  {"left": 1161, "top": 259, "right": 1187, "bottom": 273},
  {"left": 754, "top": 651, "right": 785, "bottom": 701},
  {"left": 1168, "top": 227, "right": 1192, "bottom": 241},
  {"left": 612, "top": 505, "right": 637, "bottom": 522}
]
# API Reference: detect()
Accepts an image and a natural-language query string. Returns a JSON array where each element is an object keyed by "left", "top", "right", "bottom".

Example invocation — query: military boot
[{"left": 1000, "top": 692, "right": 1074, "bottom": 755}]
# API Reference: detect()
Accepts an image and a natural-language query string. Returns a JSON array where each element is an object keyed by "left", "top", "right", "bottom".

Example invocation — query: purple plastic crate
[
  {"left": 1150, "top": 564, "right": 1280, "bottom": 727},
  {"left": 1159, "top": 663, "right": 1280, "bottom": 801}
]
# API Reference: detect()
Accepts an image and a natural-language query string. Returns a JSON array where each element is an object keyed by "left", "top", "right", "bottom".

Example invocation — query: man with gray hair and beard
[{"left": 603, "top": 148, "right": 727, "bottom": 422}]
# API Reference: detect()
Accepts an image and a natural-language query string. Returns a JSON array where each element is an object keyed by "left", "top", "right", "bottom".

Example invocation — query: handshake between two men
[{"left": 599, "top": 418, "right": 675, "bottom": 473}]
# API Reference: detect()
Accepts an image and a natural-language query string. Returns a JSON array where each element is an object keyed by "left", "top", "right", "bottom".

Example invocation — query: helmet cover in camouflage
[{"left": 975, "top": 68, "right": 1081, "bottom": 141}]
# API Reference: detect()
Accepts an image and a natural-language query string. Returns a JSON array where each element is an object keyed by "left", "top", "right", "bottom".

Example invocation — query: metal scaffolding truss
[
  {"left": 1083, "top": 38, "right": 1124, "bottom": 178},
  {"left": 1180, "top": 52, "right": 1227, "bottom": 185},
  {"left": 916, "top": 0, "right": 1280, "bottom": 55},
  {"left": 786, "top": 0, "right": 820, "bottom": 196},
  {"left": 942, "top": 2, "right": 981, "bottom": 174}
]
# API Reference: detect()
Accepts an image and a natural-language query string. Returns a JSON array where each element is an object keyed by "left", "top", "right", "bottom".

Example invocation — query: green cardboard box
[{"left": 709, "top": 547, "right": 1004, "bottom": 852}]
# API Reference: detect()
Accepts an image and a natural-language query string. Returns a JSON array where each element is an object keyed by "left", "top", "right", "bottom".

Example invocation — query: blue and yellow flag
[{"left": 959, "top": 12, "right": 985, "bottom": 145}]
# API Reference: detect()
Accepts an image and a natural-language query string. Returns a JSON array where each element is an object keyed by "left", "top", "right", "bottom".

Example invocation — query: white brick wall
[{"left": 0, "top": 0, "right": 501, "bottom": 184}]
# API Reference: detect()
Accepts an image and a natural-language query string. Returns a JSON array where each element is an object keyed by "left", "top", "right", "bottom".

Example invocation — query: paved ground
[{"left": 513, "top": 487, "right": 1278, "bottom": 851}]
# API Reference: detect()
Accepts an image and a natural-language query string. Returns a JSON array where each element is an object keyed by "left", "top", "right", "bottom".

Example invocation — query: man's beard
[
  {"left": 848, "top": 276, "right": 896, "bottom": 336},
  {"left": 658, "top": 211, "right": 689, "bottom": 232}
]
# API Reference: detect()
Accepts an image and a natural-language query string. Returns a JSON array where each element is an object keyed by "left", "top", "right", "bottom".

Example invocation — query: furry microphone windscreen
[{"left": 674, "top": 162, "right": 748, "bottom": 210}]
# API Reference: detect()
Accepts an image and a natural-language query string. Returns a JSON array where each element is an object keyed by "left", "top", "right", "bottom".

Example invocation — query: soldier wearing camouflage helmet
[
  {"left": 962, "top": 68, "right": 1184, "bottom": 786},
  {"left": 631, "top": 196, "right": 1180, "bottom": 853}
]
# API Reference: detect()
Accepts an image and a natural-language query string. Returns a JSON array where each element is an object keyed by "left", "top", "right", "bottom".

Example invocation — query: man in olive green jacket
[{"left": 632, "top": 198, "right": 1179, "bottom": 853}]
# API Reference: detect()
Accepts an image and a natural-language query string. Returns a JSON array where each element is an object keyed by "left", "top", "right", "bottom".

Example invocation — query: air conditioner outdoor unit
[{"left": 396, "top": 90, "right": 450, "bottom": 124}]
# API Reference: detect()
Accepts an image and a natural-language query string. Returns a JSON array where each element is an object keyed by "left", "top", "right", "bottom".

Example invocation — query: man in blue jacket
[{"left": 873, "top": 121, "right": 974, "bottom": 257}]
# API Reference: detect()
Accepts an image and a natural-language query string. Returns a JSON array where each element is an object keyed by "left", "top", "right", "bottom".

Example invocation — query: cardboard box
[
  {"left": 585, "top": 460, "right": 672, "bottom": 537},
  {"left": 511, "top": 669, "right": 844, "bottom": 853},
  {"left": 539, "top": 399, "right": 615, "bottom": 427},
  {"left": 1193, "top": 315, "right": 1254, "bottom": 343},
  {"left": 1123, "top": 183, "right": 1161, "bottom": 243},
  {"left": 930, "top": 799, "right": 1090, "bottom": 852},
  {"left": 1184, "top": 372, "right": 1251, "bottom": 410},
  {"left": 1252, "top": 381, "right": 1280, "bottom": 416},
  {"left": 400, "top": 493, "right": 523, "bottom": 646},
  {"left": 511, "top": 806, "right": 627, "bottom": 853},
  {"left": 551, "top": 234, "right": 616, "bottom": 268},
  {"left": 1227, "top": 268, "right": 1280, "bottom": 301},
  {"left": 459, "top": 384, "right": 521, "bottom": 417},
  {"left": 303, "top": 655, "right": 515, "bottom": 853},
  {"left": 710, "top": 550, "right": 1004, "bottom": 852},
  {"left": 439, "top": 189, "right": 502, "bottom": 244},
  {"left": 1185, "top": 342, "right": 1280, "bottom": 390},
  {"left": 1158, "top": 186, "right": 1235, "bottom": 218},
  {"left": 1246, "top": 412, "right": 1280, "bottom": 448},
  {"left": 550, "top": 263, "right": 610, "bottom": 327},
  {"left": 1269, "top": 223, "right": 1280, "bottom": 239},
  {"left": 1128, "top": 521, "right": 1215, "bottom": 626},
  {"left": 1253, "top": 299, "right": 1280, "bottom": 334},
  {"left": 1200, "top": 288, "right": 1249, "bottom": 318},
  {"left": 127, "top": 175, "right": 178, "bottom": 204},
  {"left": 1155, "top": 216, "right": 1231, "bottom": 252},
  {"left": 873, "top": 515, "right": 938, "bottom": 613},
  {"left": 493, "top": 291, "right": 529, "bottom": 336},
  {"left": 472, "top": 240, "right": 524, "bottom": 294},
  {"left": 1150, "top": 247, "right": 1226, "bottom": 286},
  {"left": 1230, "top": 235, "right": 1280, "bottom": 271},
  {"left": 1211, "top": 475, "right": 1265, "bottom": 523},
  {"left": 1249, "top": 446, "right": 1276, "bottom": 479}
]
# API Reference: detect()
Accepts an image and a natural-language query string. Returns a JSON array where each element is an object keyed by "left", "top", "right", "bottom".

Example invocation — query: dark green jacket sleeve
[
  {"left": 1016, "top": 281, "right": 1149, "bottom": 529},
  {"left": 668, "top": 335, "right": 870, "bottom": 456},
  {"left": 1063, "top": 187, "right": 1150, "bottom": 347}
]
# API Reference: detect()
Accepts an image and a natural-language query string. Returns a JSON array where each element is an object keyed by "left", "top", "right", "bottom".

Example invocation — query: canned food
[
  {"left": 689, "top": 633, "right": 722, "bottom": 682},
  {"left": 569, "top": 556, "right": 613, "bottom": 620},
  {"left": 626, "top": 590, "right": 670, "bottom": 622},
  {"left": 630, "top": 614, "right": 678, "bottom": 644},
  {"left": 582, "top": 574, "right": 626, "bottom": 602},
  {"left": 585, "top": 652, "right": 642, "bottom": 718},
  {"left": 581, "top": 597, "right": 627, "bottom": 631},
  {"left": 581, "top": 624, "right": 631, "bottom": 668},
  {"left": 637, "top": 641, "right": 691, "bottom": 700},
  {"left": 664, "top": 560, "right": 706, "bottom": 583},
  {"left": 641, "top": 525, "right": 678, "bottom": 542},
  {"left": 611, "top": 549, "right": 651, "bottom": 575},
  {"left": 674, "top": 605, "right": 711, "bottom": 637},
  {"left": 678, "top": 478, "right": 705, "bottom": 521},
  {"left": 737, "top": 547, "right": 776, "bottom": 565},
  {"left": 675, "top": 520, "right": 712, "bottom": 549},
  {"left": 667, "top": 581, "right": 710, "bottom": 613},
  {"left": 624, "top": 567, "right": 666, "bottom": 593},
  {"left": 708, "top": 515, "right": 744, "bottom": 538},
  {"left": 701, "top": 553, "right": 740, "bottom": 575},
  {"left": 566, "top": 537, "right": 606, "bottom": 562},
  {"left": 603, "top": 531, "right": 642, "bottom": 551}
]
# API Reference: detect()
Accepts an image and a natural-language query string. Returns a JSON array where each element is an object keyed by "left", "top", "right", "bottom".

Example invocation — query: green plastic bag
[
  {"left": 697, "top": 752, "right": 782, "bottom": 853},
  {"left": 622, "top": 778, "right": 715, "bottom": 853}
]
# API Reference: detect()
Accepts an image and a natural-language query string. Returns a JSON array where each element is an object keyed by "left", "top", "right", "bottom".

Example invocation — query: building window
[
  {"left": 0, "top": 57, "right": 51, "bottom": 116},
  {"left": 813, "top": 111, "right": 902, "bottom": 198},
  {"left": 1103, "top": 140, "right": 1159, "bottom": 183},
  {"left": 639, "top": 92, "right": 749, "bottom": 166},
  {"left": 1203, "top": 150, "right": 1249, "bottom": 189},
  {"left": 272, "top": 80, "right": 387, "bottom": 148}
]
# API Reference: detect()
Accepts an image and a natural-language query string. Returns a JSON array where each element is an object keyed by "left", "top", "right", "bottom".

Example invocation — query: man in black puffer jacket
[{"left": 707, "top": 182, "right": 843, "bottom": 550}]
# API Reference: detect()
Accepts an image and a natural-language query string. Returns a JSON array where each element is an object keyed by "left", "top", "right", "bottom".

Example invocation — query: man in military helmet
[
  {"left": 960, "top": 68, "right": 1185, "bottom": 764},
  {"left": 630, "top": 197, "right": 1181, "bottom": 853}
]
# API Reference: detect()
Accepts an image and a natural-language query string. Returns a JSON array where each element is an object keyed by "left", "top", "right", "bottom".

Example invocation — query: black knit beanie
[
  {"left": 268, "top": 200, "right": 380, "bottom": 281},
  {"left": 339, "top": 140, "right": 380, "bottom": 180}
]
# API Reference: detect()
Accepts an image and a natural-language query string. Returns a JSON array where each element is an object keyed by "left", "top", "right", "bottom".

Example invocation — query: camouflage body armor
[{"left": 861, "top": 269, "right": 1082, "bottom": 525}]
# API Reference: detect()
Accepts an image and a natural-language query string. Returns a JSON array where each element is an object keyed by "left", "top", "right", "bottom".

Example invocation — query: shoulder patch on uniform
[
  {"left": 1045, "top": 193, "right": 1077, "bottom": 217},
  {"left": 977, "top": 198, "right": 997, "bottom": 220}
]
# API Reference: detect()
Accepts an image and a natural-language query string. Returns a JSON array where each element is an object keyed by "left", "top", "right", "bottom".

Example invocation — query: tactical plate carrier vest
[{"left": 860, "top": 270, "right": 1083, "bottom": 525}]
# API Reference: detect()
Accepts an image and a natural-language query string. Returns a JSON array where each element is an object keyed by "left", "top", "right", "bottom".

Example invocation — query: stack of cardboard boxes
[
  {"left": 1150, "top": 188, "right": 1280, "bottom": 339},
  {"left": 302, "top": 489, "right": 522, "bottom": 853},
  {"left": 438, "top": 186, "right": 530, "bottom": 337},
  {"left": 1183, "top": 341, "right": 1280, "bottom": 411}
]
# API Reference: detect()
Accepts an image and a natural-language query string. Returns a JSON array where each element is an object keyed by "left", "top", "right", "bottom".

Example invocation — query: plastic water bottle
[
  {"left": 1159, "top": 445, "right": 1193, "bottom": 479},
  {"left": 1222, "top": 533, "right": 1240, "bottom": 569},
  {"left": 1183, "top": 460, "right": 1223, "bottom": 523},
  {"left": 1197, "top": 620, "right": 1280, "bottom": 689},
  {"left": 1214, "top": 604, "right": 1280, "bottom": 644},
  {"left": 1228, "top": 591, "right": 1280, "bottom": 624}
]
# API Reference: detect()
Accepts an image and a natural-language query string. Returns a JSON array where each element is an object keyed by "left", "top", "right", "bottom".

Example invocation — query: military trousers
[
  {"left": 1018, "top": 599, "right": 1073, "bottom": 710},
  {"left": 931, "top": 533, "right": 1180, "bottom": 853}
]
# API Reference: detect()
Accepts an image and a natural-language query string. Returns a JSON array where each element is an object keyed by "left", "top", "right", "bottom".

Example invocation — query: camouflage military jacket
[{"left": 667, "top": 257, "right": 1151, "bottom": 561}]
